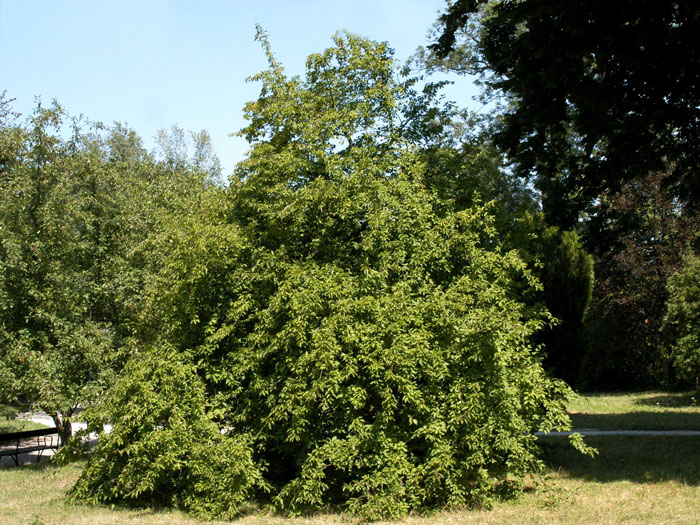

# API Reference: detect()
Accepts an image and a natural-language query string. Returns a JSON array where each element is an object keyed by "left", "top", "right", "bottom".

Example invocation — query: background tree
[
  {"left": 0, "top": 102, "right": 112, "bottom": 441},
  {"left": 153, "top": 125, "right": 222, "bottom": 183},
  {"left": 429, "top": 0, "right": 700, "bottom": 228},
  {"left": 507, "top": 215, "right": 594, "bottom": 386},
  {"left": 417, "top": 110, "right": 538, "bottom": 229},
  {"left": 425, "top": 0, "right": 700, "bottom": 389},
  {"left": 580, "top": 172, "right": 699, "bottom": 389},
  {"left": 664, "top": 254, "right": 700, "bottom": 389},
  {"left": 0, "top": 99, "right": 222, "bottom": 440}
]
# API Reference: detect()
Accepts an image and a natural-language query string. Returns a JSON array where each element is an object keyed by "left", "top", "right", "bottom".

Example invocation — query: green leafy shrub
[
  {"left": 71, "top": 31, "right": 579, "bottom": 520},
  {"left": 69, "top": 346, "right": 266, "bottom": 519},
  {"left": 146, "top": 173, "right": 573, "bottom": 521},
  {"left": 664, "top": 254, "right": 700, "bottom": 389}
]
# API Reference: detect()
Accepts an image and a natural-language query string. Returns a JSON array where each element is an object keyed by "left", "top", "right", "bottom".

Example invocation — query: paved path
[{"left": 5, "top": 411, "right": 699, "bottom": 468}]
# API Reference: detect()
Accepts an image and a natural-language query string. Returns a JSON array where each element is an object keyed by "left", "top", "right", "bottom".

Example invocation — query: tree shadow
[
  {"left": 633, "top": 392, "right": 699, "bottom": 408},
  {"left": 539, "top": 434, "right": 700, "bottom": 485},
  {"left": 0, "top": 455, "right": 56, "bottom": 471}
]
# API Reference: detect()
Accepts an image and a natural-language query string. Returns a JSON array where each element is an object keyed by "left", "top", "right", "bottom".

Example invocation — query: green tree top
[{"left": 429, "top": 0, "right": 700, "bottom": 227}]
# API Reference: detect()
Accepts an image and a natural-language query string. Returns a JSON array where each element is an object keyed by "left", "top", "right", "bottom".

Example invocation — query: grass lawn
[
  {"left": 1, "top": 392, "right": 699, "bottom": 524},
  {"left": 1, "top": 404, "right": 52, "bottom": 434},
  {"left": 0, "top": 419, "right": 50, "bottom": 434},
  {"left": 568, "top": 391, "right": 700, "bottom": 430}
]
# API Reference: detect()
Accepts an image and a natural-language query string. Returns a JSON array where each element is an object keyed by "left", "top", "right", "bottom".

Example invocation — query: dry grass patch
[
  {"left": 3, "top": 437, "right": 699, "bottom": 525},
  {"left": 2, "top": 393, "right": 700, "bottom": 524}
]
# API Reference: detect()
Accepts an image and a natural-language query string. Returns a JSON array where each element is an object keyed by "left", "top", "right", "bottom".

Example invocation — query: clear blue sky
[{"left": 1, "top": 0, "right": 478, "bottom": 175}]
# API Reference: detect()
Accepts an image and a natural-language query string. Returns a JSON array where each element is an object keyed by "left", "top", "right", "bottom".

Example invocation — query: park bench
[{"left": 0, "top": 427, "right": 61, "bottom": 466}]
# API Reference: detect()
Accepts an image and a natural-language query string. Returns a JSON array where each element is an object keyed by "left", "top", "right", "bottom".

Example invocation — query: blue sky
[{"left": 1, "top": 0, "right": 478, "bottom": 174}]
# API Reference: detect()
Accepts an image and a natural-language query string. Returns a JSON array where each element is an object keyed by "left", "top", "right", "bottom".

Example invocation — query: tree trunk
[{"left": 51, "top": 412, "right": 72, "bottom": 445}]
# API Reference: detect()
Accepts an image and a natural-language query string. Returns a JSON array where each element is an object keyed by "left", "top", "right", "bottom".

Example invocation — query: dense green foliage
[
  {"left": 413, "top": 114, "right": 594, "bottom": 387},
  {"left": 69, "top": 32, "right": 579, "bottom": 520},
  {"left": 0, "top": 102, "right": 135, "bottom": 439},
  {"left": 579, "top": 173, "right": 699, "bottom": 389},
  {"left": 408, "top": 106, "right": 594, "bottom": 387},
  {"left": 430, "top": 0, "right": 700, "bottom": 228},
  {"left": 0, "top": 94, "right": 221, "bottom": 440},
  {"left": 508, "top": 216, "right": 593, "bottom": 386},
  {"left": 69, "top": 346, "right": 265, "bottom": 519},
  {"left": 664, "top": 255, "right": 700, "bottom": 389}
]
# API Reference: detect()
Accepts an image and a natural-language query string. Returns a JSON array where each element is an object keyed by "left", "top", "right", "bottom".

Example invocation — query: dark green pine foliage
[
  {"left": 72, "top": 32, "right": 583, "bottom": 520},
  {"left": 664, "top": 254, "right": 700, "bottom": 390},
  {"left": 502, "top": 214, "right": 594, "bottom": 386}
]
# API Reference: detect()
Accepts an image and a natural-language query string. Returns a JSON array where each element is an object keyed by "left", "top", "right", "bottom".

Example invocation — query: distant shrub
[{"left": 664, "top": 254, "right": 700, "bottom": 389}]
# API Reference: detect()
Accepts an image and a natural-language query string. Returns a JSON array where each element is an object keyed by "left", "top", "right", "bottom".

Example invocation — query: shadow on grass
[
  {"left": 634, "top": 392, "right": 699, "bottom": 408},
  {"left": 569, "top": 411, "right": 700, "bottom": 430},
  {"left": 539, "top": 435, "right": 700, "bottom": 485},
  {"left": 0, "top": 456, "right": 57, "bottom": 472}
]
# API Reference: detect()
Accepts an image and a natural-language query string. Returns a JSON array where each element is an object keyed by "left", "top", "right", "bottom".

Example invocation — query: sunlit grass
[
  {"left": 0, "top": 419, "right": 50, "bottom": 434},
  {"left": 568, "top": 391, "right": 700, "bottom": 430},
  {"left": 0, "top": 404, "right": 51, "bottom": 434},
  {"left": 2, "top": 392, "right": 700, "bottom": 524}
]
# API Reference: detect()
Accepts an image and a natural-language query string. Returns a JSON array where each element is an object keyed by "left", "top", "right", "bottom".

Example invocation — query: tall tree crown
[{"left": 431, "top": 0, "right": 700, "bottom": 227}]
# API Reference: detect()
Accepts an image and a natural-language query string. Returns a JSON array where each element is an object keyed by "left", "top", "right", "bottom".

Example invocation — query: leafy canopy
[
  {"left": 0, "top": 96, "right": 221, "bottom": 439},
  {"left": 72, "top": 31, "right": 582, "bottom": 520},
  {"left": 430, "top": 0, "right": 700, "bottom": 227}
]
